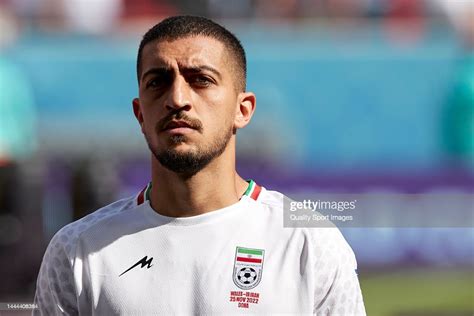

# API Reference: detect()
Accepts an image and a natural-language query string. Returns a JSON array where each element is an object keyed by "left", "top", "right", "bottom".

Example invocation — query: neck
[{"left": 149, "top": 148, "right": 250, "bottom": 218}]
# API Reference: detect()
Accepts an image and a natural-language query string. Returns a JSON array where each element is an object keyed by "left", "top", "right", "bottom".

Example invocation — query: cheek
[
  {"left": 140, "top": 113, "right": 160, "bottom": 139},
  {"left": 201, "top": 107, "right": 233, "bottom": 135},
  {"left": 202, "top": 92, "right": 237, "bottom": 125}
]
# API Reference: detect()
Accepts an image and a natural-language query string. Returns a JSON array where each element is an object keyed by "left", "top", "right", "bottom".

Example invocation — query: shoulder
[
  {"left": 46, "top": 195, "right": 137, "bottom": 260},
  {"left": 35, "top": 195, "right": 139, "bottom": 314},
  {"left": 257, "top": 186, "right": 357, "bottom": 267},
  {"left": 256, "top": 187, "right": 293, "bottom": 209}
]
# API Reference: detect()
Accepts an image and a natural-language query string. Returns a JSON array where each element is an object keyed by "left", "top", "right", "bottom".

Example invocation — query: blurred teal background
[
  {"left": 0, "top": 0, "right": 472, "bottom": 315},
  {"left": 4, "top": 26, "right": 470, "bottom": 170}
]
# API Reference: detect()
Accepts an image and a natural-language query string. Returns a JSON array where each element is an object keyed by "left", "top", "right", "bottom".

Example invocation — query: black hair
[{"left": 136, "top": 15, "right": 247, "bottom": 92}]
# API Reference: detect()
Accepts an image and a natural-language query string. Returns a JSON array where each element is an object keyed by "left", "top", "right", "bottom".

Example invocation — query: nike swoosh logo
[{"left": 119, "top": 255, "right": 153, "bottom": 277}]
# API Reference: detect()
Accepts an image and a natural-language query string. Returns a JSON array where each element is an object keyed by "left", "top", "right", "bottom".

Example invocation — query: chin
[
  {"left": 163, "top": 141, "right": 197, "bottom": 154},
  {"left": 168, "top": 134, "right": 188, "bottom": 144}
]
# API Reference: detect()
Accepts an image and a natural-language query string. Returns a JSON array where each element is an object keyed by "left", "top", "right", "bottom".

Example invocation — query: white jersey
[{"left": 34, "top": 181, "right": 366, "bottom": 315}]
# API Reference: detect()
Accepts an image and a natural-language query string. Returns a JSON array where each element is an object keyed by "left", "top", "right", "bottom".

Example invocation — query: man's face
[{"left": 133, "top": 36, "right": 240, "bottom": 176}]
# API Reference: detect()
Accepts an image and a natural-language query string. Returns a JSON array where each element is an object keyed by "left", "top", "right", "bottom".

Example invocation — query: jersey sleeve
[
  {"left": 33, "top": 229, "right": 79, "bottom": 316},
  {"left": 312, "top": 228, "right": 366, "bottom": 316}
]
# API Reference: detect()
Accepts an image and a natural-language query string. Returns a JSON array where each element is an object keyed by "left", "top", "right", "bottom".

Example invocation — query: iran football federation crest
[{"left": 233, "top": 247, "right": 265, "bottom": 290}]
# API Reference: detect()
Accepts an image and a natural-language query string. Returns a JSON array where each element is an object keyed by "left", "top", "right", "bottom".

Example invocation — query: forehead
[{"left": 141, "top": 36, "right": 227, "bottom": 71}]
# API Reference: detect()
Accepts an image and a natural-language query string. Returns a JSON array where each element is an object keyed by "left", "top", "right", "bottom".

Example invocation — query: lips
[{"left": 162, "top": 120, "right": 194, "bottom": 131}]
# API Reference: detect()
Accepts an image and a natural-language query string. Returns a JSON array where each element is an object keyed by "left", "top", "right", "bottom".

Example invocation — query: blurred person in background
[
  {"left": 0, "top": 2, "right": 40, "bottom": 299},
  {"left": 8, "top": 0, "right": 123, "bottom": 34},
  {"left": 33, "top": 15, "right": 365, "bottom": 315},
  {"left": 437, "top": 0, "right": 474, "bottom": 169},
  {"left": 61, "top": 0, "right": 123, "bottom": 34},
  {"left": 384, "top": 0, "right": 426, "bottom": 44},
  {"left": 121, "top": 0, "right": 177, "bottom": 24}
]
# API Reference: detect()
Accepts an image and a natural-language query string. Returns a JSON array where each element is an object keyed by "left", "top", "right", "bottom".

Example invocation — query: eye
[
  {"left": 145, "top": 74, "right": 169, "bottom": 90},
  {"left": 146, "top": 79, "right": 159, "bottom": 89},
  {"left": 190, "top": 75, "right": 214, "bottom": 87}
]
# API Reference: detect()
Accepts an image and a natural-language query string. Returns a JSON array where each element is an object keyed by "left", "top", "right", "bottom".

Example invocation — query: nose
[{"left": 165, "top": 75, "right": 192, "bottom": 112}]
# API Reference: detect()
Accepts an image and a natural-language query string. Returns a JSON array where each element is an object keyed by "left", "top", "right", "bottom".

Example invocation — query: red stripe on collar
[
  {"left": 136, "top": 185, "right": 147, "bottom": 205},
  {"left": 249, "top": 183, "right": 262, "bottom": 201}
]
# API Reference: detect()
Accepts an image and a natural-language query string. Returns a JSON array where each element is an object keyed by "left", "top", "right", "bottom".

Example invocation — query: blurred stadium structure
[{"left": 0, "top": 0, "right": 472, "bottom": 315}]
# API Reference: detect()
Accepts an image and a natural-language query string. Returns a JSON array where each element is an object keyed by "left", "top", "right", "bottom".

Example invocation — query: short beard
[{"left": 147, "top": 126, "right": 233, "bottom": 177}]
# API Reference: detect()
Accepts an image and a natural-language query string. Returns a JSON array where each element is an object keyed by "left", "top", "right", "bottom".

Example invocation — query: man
[{"left": 34, "top": 16, "right": 366, "bottom": 315}]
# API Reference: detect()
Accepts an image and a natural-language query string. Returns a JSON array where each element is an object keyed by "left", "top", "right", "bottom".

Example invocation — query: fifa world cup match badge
[
  {"left": 232, "top": 247, "right": 264, "bottom": 290},
  {"left": 229, "top": 247, "right": 264, "bottom": 309}
]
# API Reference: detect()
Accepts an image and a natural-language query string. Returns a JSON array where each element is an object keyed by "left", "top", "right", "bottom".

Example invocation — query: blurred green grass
[{"left": 359, "top": 268, "right": 474, "bottom": 316}]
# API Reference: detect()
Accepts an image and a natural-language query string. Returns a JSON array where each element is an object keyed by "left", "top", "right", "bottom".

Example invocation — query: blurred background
[{"left": 0, "top": 0, "right": 473, "bottom": 315}]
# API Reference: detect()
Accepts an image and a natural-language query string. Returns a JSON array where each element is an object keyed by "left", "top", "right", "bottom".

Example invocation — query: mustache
[{"left": 157, "top": 110, "right": 203, "bottom": 133}]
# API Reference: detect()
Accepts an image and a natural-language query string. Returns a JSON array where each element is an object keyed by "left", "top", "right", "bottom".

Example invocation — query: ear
[
  {"left": 234, "top": 92, "right": 256, "bottom": 130},
  {"left": 132, "top": 98, "right": 145, "bottom": 133}
]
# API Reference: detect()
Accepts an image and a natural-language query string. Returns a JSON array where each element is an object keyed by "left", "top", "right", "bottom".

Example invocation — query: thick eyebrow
[
  {"left": 140, "top": 65, "right": 222, "bottom": 85},
  {"left": 141, "top": 67, "right": 170, "bottom": 83},
  {"left": 180, "top": 65, "right": 222, "bottom": 80}
]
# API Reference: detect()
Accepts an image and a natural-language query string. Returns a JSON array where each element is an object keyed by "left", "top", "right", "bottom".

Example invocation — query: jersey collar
[
  {"left": 136, "top": 182, "right": 152, "bottom": 206},
  {"left": 241, "top": 179, "right": 262, "bottom": 201},
  {"left": 136, "top": 180, "right": 261, "bottom": 206}
]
